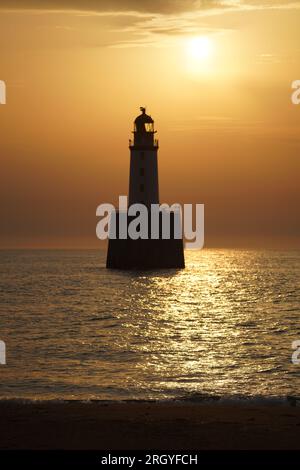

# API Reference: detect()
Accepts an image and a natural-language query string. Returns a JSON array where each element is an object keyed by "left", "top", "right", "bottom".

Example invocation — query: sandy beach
[{"left": 0, "top": 400, "right": 299, "bottom": 450}]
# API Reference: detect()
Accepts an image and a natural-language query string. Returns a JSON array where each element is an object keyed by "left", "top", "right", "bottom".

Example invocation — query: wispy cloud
[
  {"left": 1, "top": 0, "right": 300, "bottom": 15},
  {"left": 0, "top": 1, "right": 213, "bottom": 15},
  {"left": 1, "top": 1, "right": 300, "bottom": 49}
]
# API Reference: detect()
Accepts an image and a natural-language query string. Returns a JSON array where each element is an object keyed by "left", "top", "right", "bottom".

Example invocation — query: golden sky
[{"left": 0, "top": 1, "right": 299, "bottom": 248}]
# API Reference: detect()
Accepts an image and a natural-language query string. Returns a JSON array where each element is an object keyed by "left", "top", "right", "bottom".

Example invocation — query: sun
[
  {"left": 186, "top": 36, "right": 213, "bottom": 61},
  {"left": 184, "top": 36, "right": 214, "bottom": 76}
]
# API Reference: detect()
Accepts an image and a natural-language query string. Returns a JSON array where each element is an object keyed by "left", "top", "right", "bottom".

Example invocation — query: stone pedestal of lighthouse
[{"left": 106, "top": 108, "right": 185, "bottom": 270}]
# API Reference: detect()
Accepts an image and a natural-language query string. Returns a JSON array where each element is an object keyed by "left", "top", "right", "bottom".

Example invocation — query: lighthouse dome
[
  {"left": 135, "top": 107, "right": 153, "bottom": 123},
  {"left": 134, "top": 107, "right": 154, "bottom": 133}
]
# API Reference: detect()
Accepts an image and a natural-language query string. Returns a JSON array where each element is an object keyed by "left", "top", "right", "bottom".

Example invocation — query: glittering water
[{"left": 0, "top": 249, "right": 299, "bottom": 400}]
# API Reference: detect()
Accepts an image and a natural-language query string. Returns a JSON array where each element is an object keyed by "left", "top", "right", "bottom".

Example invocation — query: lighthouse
[
  {"left": 106, "top": 108, "right": 185, "bottom": 270},
  {"left": 129, "top": 107, "right": 159, "bottom": 208}
]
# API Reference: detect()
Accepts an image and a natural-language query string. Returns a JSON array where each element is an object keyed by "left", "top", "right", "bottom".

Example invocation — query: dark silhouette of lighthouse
[
  {"left": 106, "top": 107, "right": 185, "bottom": 270},
  {"left": 129, "top": 107, "right": 159, "bottom": 208}
]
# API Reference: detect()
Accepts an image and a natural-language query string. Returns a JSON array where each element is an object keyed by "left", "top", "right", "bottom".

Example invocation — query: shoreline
[{"left": 0, "top": 400, "right": 299, "bottom": 450}]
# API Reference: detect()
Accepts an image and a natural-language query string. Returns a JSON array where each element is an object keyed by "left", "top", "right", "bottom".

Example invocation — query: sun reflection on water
[{"left": 0, "top": 249, "right": 299, "bottom": 400}]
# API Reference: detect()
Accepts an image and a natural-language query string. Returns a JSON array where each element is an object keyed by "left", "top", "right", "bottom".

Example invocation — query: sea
[{"left": 0, "top": 249, "right": 299, "bottom": 402}]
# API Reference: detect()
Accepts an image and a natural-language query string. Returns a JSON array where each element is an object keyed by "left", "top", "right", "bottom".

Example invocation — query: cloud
[
  {"left": 0, "top": 1, "right": 217, "bottom": 14},
  {"left": 1, "top": 1, "right": 298, "bottom": 14},
  {"left": 104, "top": 0, "right": 300, "bottom": 48},
  {"left": 1, "top": 1, "right": 299, "bottom": 49},
  {"left": 107, "top": 12, "right": 232, "bottom": 49},
  {"left": 1, "top": 1, "right": 299, "bottom": 20}
]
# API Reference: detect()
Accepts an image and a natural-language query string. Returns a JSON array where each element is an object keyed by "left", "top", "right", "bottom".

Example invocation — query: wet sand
[{"left": 0, "top": 400, "right": 299, "bottom": 450}]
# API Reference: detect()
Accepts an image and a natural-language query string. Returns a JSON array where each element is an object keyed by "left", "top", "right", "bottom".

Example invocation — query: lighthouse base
[
  {"left": 106, "top": 212, "right": 185, "bottom": 270},
  {"left": 106, "top": 238, "right": 185, "bottom": 270}
]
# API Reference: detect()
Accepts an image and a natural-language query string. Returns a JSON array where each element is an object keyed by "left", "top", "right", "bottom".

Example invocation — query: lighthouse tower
[
  {"left": 106, "top": 107, "right": 185, "bottom": 270},
  {"left": 129, "top": 107, "right": 159, "bottom": 207}
]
